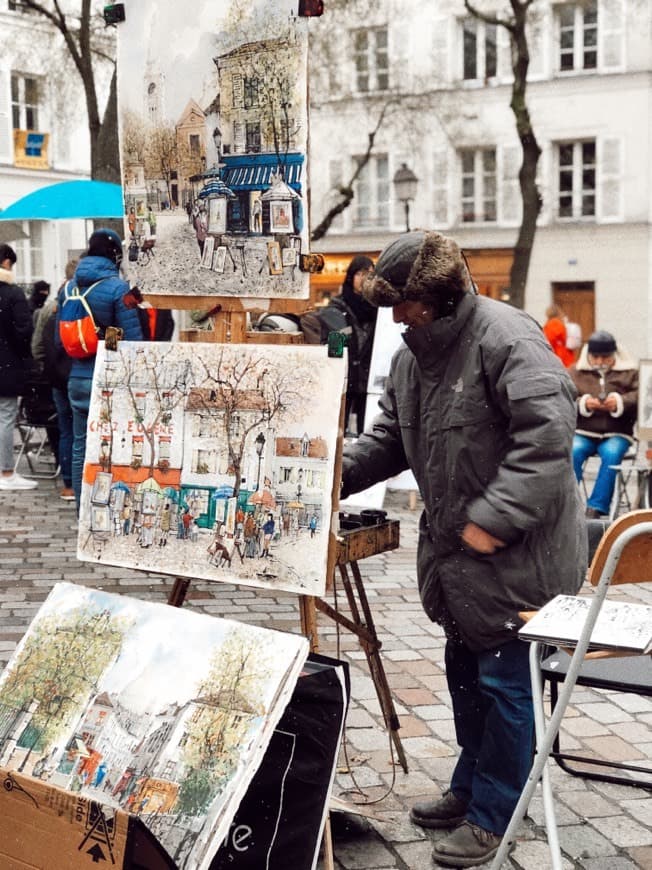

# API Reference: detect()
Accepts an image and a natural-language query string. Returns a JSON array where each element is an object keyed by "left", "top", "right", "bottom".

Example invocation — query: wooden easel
[{"left": 156, "top": 288, "right": 405, "bottom": 867}]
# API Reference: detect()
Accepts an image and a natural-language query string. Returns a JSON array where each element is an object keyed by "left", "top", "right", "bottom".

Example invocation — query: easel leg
[
  {"left": 339, "top": 563, "right": 409, "bottom": 773},
  {"left": 299, "top": 595, "right": 319, "bottom": 652},
  {"left": 168, "top": 578, "right": 190, "bottom": 607}
]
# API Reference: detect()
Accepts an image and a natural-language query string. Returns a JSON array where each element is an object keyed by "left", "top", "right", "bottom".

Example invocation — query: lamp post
[
  {"left": 255, "top": 432, "right": 266, "bottom": 490},
  {"left": 393, "top": 162, "right": 419, "bottom": 232}
]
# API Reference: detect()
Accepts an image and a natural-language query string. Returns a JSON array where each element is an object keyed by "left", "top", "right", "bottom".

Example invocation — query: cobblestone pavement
[{"left": 1, "top": 480, "right": 651, "bottom": 869}]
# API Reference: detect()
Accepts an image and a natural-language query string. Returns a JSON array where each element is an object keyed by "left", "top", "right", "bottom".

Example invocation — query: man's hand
[
  {"left": 601, "top": 394, "right": 618, "bottom": 412},
  {"left": 461, "top": 522, "right": 506, "bottom": 555}
]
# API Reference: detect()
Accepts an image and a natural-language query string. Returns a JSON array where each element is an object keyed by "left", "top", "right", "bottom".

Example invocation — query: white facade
[
  {"left": 307, "top": 0, "right": 652, "bottom": 360},
  {"left": 0, "top": 0, "right": 112, "bottom": 288}
]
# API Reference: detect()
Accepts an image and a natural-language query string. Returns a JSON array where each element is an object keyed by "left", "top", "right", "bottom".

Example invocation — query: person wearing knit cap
[
  {"left": 300, "top": 254, "right": 375, "bottom": 434},
  {"left": 57, "top": 228, "right": 144, "bottom": 512},
  {"left": 341, "top": 231, "right": 586, "bottom": 867},
  {"left": 568, "top": 330, "right": 638, "bottom": 518}
]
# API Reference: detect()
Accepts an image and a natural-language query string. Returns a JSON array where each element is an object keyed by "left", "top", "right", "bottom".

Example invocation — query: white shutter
[
  {"left": 526, "top": 8, "right": 548, "bottom": 80},
  {"left": 328, "top": 159, "right": 344, "bottom": 230},
  {"left": 0, "top": 69, "right": 12, "bottom": 164},
  {"left": 497, "top": 24, "right": 512, "bottom": 82},
  {"left": 500, "top": 144, "right": 522, "bottom": 225},
  {"left": 599, "top": 0, "right": 624, "bottom": 71},
  {"left": 233, "top": 121, "right": 245, "bottom": 154},
  {"left": 598, "top": 136, "right": 623, "bottom": 222},
  {"left": 432, "top": 147, "right": 450, "bottom": 227},
  {"left": 232, "top": 73, "right": 244, "bottom": 108},
  {"left": 432, "top": 17, "right": 450, "bottom": 84},
  {"left": 536, "top": 142, "right": 550, "bottom": 226}
]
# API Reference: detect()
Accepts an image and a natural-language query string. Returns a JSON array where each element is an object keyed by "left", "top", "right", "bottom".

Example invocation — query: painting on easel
[
  {"left": 77, "top": 342, "right": 345, "bottom": 595},
  {"left": 118, "top": 0, "right": 310, "bottom": 299},
  {"left": 0, "top": 582, "right": 308, "bottom": 869}
]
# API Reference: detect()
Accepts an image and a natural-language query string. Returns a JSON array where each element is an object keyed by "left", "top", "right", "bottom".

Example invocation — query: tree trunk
[{"left": 506, "top": 2, "right": 542, "bottom": 309}]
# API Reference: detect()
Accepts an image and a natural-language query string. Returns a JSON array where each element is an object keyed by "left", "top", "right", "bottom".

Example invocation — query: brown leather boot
[
  {"left": 410, "top": 789, "right": 468, "bottom": 830},
  {"left": 432, "top": 820, "right": 503, "bottom": 867}
]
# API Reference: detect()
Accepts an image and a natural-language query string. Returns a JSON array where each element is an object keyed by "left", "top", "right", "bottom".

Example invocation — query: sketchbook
[
  {"left": 518, "top": 594, "right": 652, "bottom": 654},
  {"left": 0, "top": 583, "right": 309, "bottom": 869}
]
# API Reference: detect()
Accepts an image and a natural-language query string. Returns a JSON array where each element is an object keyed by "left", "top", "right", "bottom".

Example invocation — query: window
[
  {"left": 463, "top": 18, "right": 497, "bottom": 80},
  {"left": 354, "top": 154, "right": 390, "bottom": 228},
  {"left": 460, "top": 148, "right": 496, "bottom": 223},
  {"left": 244, "top": 76, "right": 259, "bottom": 109},
  {"left": 13, "top": 223, "right": 45, "bottom": 286},
  {"left": 353, "top": 27, "right": 389, "bottom": 92},
  {"left": 11, "top": 74, "right": 39, "bottom": 130},
  {"left": 188, "top": 134, "right": 200, "bottom": 157},
  {"left": 246, "top": 122, "right": 261, "bottom": 153},
  {"left": 559, "top": 0, "right": 597, "bottom": 71},
  {"left": 557, "top": 140, "right": 596, "bottom": 218}
]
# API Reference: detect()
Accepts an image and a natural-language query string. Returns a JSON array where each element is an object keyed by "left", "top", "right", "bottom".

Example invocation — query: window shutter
[
  {"left": 536, "top": 142, "right": 551, "bottom": 226},
  {"left": 233, "top": 121, "right": 245, "bottom": 153},
  {"left": 328, "top": 159, "right": 344, "bottom": 230},
  {"left": 500, "top": 144, "right": 522, "bottom": 225},
  {"left": 599, "top": 0, "right": 624, "bottom": 71},
  {"left": 598, "top": 136, "right": 623, "bottom": 221},
  {"left": 526, "top": 10, "right": 548, "bottom": 80},
  {"left": 497, "top": 24, "right": 512, "bottom": 82},
  {"left": 432, "top": 17, "right": 450, "bottom": 84},
  {"left": 432, "top": 148, "right": 450, "bottom": 226},
  {"left": 232, "top": 73, "right": 244, "bottom": 108},
  {"left": 0, "top": 70, "right": 12, "bottom": 163}
]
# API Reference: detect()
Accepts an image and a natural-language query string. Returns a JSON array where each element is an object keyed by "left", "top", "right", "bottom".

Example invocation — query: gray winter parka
[{"left": 342, "top": 293, "right": 587, "bottom": 651}]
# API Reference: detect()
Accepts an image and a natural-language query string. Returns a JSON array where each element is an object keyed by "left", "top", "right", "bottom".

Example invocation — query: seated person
[{"left": 569, "top": 330, "right": 638, "bottom": 518}]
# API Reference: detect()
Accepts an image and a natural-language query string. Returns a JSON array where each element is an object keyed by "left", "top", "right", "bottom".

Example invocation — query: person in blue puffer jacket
[{"left": 57, "top": 228, "right": 143, "bottom": 511}]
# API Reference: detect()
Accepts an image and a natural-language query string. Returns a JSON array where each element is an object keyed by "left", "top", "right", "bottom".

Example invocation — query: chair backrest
[{"left": 588, "top": 509, "right": 652, "bottom": 587}]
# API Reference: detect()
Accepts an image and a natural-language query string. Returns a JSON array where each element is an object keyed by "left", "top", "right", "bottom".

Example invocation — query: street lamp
[
  {"left": 393, "top": 162, "right": 419, "bottom": 232},
  {"left": 255, "top": 432, "right": 266, "bottom": 490}
]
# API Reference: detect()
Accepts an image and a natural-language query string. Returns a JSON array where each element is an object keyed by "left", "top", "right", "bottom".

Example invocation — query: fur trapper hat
[{"left": 361, "top": 231, "right": 472, "bottom": 308}]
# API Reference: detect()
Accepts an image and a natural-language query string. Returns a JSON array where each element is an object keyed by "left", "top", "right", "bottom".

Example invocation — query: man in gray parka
[{"left": 341, "top": 231, "right": 586, "bottom": 868}]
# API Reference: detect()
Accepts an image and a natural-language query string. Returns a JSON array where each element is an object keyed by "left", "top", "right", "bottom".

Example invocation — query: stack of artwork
[{"left": 0, "top": 583, "right": 309, "bottom": 868}]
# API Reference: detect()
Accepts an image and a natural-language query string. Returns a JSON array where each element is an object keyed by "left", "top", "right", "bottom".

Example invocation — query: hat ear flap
[{"left": 360, "top": 273, "right": 403, "bottom": 307}]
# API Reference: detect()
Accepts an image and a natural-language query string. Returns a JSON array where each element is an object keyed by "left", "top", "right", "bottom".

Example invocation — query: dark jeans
[
  {"left": 447, "top": 636, "right": 533, "bottom": 835},
  {"left": 52, "top": 385, "right": 73, "bottom": 488},
  {"left": 67, "top": 376, "right": 93, "bottom": 512}
]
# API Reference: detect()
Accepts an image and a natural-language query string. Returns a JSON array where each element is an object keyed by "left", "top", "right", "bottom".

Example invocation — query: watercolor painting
[
  {"left": 77, "top": 342, "right": 345, "bottom": 595},
  {"left": 118, "top": 0, "right": 310, "bottom": 299},
  {"left": 0, "top": 583, "right": 308, "bottom": 869}
]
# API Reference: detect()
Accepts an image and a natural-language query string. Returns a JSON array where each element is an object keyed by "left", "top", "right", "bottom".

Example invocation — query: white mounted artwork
[
  {"left": 0, "top": 583, "right": 308, "bottom": 869},
  {"left": 78, "top": 342, "right": 346, "bottom": 596},
  {"left": 118, "top": 0, "right": 310, "bottom": 299}
]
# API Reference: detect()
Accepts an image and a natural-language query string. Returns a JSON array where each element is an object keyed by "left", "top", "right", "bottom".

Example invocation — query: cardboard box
[{"left": 0, "top": 768, "right": 175, "bottom": 869}]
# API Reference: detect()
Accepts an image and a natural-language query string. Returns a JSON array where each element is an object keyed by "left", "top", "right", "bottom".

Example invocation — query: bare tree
[
  {"left": 14, "top": 0, "right": 120, "bottom": 182},
  {"left": 465, "top": 0, "right": 542, "bottom": 309},
  {"left": 145, "top": 122, "right": 182, "bottom": 210}
]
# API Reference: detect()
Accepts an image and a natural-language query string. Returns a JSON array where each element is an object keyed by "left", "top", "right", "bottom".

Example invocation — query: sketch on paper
[
  {"left": 118, "top": 0, "right": 310, "bottom": 299},
  {"left": 77, "top": 342, "right": 345, "bottom": 595},
  {"left": 0, "top": 583, "right": 308, "bottom": 869}
]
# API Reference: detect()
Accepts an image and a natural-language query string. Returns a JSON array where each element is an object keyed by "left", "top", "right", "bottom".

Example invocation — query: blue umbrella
[{"left": 0, "top": 180, "right": 124, "bottom": 221}]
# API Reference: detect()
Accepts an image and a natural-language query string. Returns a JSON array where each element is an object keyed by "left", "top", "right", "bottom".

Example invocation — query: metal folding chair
[
  {"left": 490, "top": 509, "right": 652, "bottom": 870},
  {"left": 13, "top": 391, "right": 60, "bottom": 480}
]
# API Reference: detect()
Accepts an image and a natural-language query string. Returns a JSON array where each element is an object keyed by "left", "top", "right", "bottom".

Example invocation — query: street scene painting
[
  {"left": 0, "top": 583, "right": 309, "bottom": 869},
  {"left": 78, "top": 342, "right": 345, "bottom": 595},
  {"left": 118, "top": 0, "right": 310, "bottom": 299}
]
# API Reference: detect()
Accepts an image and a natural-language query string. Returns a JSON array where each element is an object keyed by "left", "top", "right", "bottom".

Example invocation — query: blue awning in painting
[{"left": 221, "top": 153, "right": 304, "bottom": 193}]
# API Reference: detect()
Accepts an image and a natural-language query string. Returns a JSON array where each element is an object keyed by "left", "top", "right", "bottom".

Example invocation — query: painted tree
[
  {"left": 194, "top": 347, "right": 318, "bottom": 500},
  {"left": 0, "top": 603, "right": 128, "bottom": 769},
  {"left": 175, "top": 628, "right": 269, "bottom": 816},
  {"left": 465, "top": 0, "right": 542, "bottom": 309},
  {"left": 12, "top": 0, "right": 120, "bottom": 182}
]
